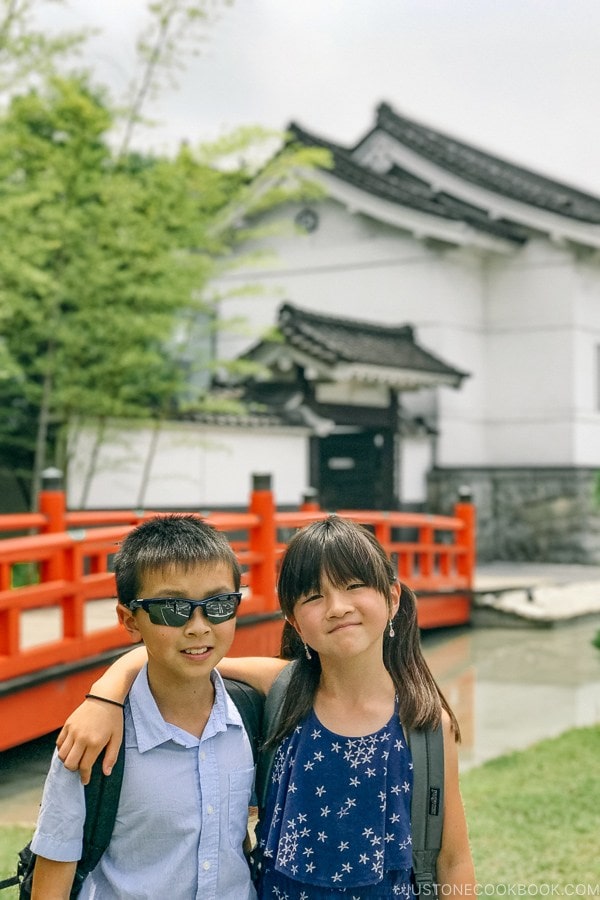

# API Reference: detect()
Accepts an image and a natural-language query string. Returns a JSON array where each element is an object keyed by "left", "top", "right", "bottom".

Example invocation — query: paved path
[{"left": 473, "top": 562, "right": 600, "bottom": 624}]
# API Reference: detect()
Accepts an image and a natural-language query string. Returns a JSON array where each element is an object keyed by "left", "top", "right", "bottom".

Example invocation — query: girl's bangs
[{"left": 279, "top": 528, "right": 388, "bottom": 611}]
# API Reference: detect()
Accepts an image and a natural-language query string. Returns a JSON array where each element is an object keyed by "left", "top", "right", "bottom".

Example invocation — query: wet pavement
[{"left": 2, "top": 565, "right": 600, "bottom": 827}]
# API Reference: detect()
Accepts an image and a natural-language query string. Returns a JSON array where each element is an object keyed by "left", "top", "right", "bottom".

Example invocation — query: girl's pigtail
[{"left": 385, "top": 583, "right": 461, "bottom": 741}]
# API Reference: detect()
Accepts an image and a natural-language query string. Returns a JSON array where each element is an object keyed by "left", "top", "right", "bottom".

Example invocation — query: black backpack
[
  {"left": 0, "top": 677, "right": 263, "bottom": 899},
  {"left": 254, "top": 661, "right": 445, "bottom": 891}
]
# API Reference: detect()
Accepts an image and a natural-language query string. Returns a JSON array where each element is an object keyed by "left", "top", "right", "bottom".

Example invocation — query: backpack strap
[
  {"left": 255, "top": 661, "right": 297, "bottom": 811},
  {"left": 408, "top": 723, "right": 445, "bottom": 891},
  {"left": 71, "top": 736, "right": 126, "bottom": 895},
  {"left": 4, "top": 736, "right": 127, "bottom": 899},
  {"left": 0, "top": 871, "right": 19, "bottom": 890},
  {"left": 223, "top": 677, "right": 264, "bottom": 764}
]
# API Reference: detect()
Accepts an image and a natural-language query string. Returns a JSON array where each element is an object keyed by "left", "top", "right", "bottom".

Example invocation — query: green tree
[
  {"left": 0, "top": 1, "right": 329, "bottom": 507},
  {"left": 0, "top": 75, "right": 327, "bottom": 506}
]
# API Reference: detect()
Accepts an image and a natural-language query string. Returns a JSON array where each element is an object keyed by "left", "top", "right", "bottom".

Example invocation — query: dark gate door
[{"left": 317, "top": 430, "right": 393, "bottom": 510}]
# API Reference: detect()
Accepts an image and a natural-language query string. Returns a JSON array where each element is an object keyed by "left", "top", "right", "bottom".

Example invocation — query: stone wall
[{"left": 427, "top": 467, "right": 600, "bottom": 564}]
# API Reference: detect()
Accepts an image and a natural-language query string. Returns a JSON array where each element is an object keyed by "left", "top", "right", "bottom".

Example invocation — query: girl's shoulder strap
[
  {"left": 408, "top": 723, "right": 444, "bottom": 889},
  {"left": 255, "top": 660, "right": 297, "bottom": 809},
  {"left": 223, "top": 677, "right": 264, "bottom": 763}
]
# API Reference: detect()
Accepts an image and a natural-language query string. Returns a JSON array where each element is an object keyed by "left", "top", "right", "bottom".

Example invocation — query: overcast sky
[{"left": 38, "top": 0, "right": 600, "bottom": 193}]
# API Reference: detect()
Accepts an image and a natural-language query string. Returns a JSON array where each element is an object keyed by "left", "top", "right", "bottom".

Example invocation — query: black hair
[
  {"left": 114, "top": 514, "right": 241, "bottom": 607},
  {"left": 270, "top": 515, "right": 460, "bottom": 745}
]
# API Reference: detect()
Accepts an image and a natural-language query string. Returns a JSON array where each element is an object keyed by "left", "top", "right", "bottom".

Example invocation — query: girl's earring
[
  {"left": 303, "top": 641, "right": 312, "bottom": 660},
  {"left": 388, "top": 619, "right": 395, "bottom": 638}
]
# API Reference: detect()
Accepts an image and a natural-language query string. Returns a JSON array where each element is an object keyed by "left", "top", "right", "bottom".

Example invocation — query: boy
[{"left": 30, "top": 515, "right": 257, "bottom": 900}]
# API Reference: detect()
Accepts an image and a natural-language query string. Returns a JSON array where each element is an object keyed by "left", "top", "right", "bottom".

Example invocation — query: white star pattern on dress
[
  {"left": 336, "top": 796, "right": 357, "bottom": 818},
  {"left": 260, "top": 705, "right": 414, "bottom": 896}
]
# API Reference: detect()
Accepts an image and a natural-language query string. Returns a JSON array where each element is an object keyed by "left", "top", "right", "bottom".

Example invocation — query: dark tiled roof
[
  {"left": 278, "top": 303, "right": 467, "bottom": 381},
  {"left": 182, "top": 400, "right": 305, "bottom": 429},
  {"left": 370, "top": 103, "right": 600, "bottom": 224},
  {"left": 288, "top": 123, "right": 529, "bottom": 244}
]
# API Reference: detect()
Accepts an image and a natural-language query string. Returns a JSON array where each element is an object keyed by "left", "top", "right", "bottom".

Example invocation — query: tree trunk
[
  {"left": 136, "top": 418, "right": 162, "bottom": 509},
  {"left": 78, "top": 417, "right": 106, "bottom": 508},
  {"left": 30, "top": 365, "right": 53, "bottom": 511}
]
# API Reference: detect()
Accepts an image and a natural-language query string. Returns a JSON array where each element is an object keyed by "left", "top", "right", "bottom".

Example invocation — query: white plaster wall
[
  {"left": 214, "top": 200, "right": 600, "bottom": 472},
  {"left": 217, "top": 205, "right": 424, "bottom": 359},
  {"left": 217, "top": 198, "right": 491, "bottom": 467},
  {"left": 217, "top": 199, "right": 485, "bottom": 351},
  {"left": 483, "top": 241, "right": 600, "bottom": 465},
  {"left": 399, "top": 435, "right": 432, "bottom": 504},
  {"left": 67, "top": 421, "right": 309, "bottom": 510},
  {"left": 572, "top": 256, "right": 600, "bottom": 465}
]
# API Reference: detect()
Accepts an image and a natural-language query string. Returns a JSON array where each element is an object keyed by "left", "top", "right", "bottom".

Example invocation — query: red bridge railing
[{"left": 0, "top": 472, "right": 475, "bottom": 751}]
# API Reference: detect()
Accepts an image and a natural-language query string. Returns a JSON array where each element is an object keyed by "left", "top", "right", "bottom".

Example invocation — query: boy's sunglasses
[{"left": 129, "top": 592, "right": 242, "bottom": 627}]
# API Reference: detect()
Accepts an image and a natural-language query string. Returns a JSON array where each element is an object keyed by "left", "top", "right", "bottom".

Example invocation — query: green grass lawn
[
  {"left": 461, "top": 724, "right": 600, "bottom": 889},
  {"left": 1, "top": 725, "right": 598, "bottom": 896},
  {"left": 0, "top": 827, "right": 31, "bottom": 899}
]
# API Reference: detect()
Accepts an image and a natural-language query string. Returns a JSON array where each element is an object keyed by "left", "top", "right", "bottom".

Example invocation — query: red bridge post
[
  {"left": 38, "top": 467, "right": 67, "bottom": 534},
  {"left": 248, "top": 473, "right": 278, "bottom": 613},
  {"left": 454, "top": 486, "right": 476, "bottom": 587}
]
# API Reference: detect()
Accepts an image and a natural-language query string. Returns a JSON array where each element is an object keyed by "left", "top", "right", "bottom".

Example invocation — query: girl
[{"left": 58, "top": 516, "right": 475, "bottom": 896}]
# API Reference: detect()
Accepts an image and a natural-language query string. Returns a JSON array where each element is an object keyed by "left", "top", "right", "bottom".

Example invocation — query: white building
[{"left": 69, "top": 103, "right": 600, "bottom": 561}]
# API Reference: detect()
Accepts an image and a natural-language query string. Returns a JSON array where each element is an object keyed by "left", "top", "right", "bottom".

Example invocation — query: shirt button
[
  {"left": 207, "top": 804, "right": 214, "bottom": 814},
  {"left": 200, "top": 751, "right": 206, "bottom": 761},
  {"left": 202, "top": 861, "right": 211, "bottom": 871}
]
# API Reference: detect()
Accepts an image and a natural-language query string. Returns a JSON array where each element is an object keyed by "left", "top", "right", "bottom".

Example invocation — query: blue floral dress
[{"left": 257, "top": 706, "right": 415, "bottom": 899}]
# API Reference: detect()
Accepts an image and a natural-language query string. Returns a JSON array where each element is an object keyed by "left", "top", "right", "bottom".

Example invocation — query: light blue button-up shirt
[{"left": 31, "top": 666, "right": 257, "bottom": 900}]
